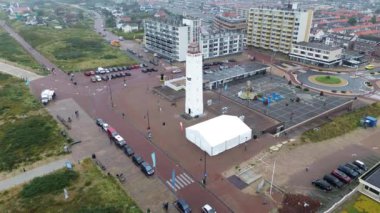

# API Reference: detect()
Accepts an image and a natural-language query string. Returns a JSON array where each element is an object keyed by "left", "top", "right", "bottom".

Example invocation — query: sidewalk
[
  {"left": 0, "top": 159, "right": 68, "bottom": 192},
  {"left": 0, "top": 61, "right": 42, "bottom": 81}
]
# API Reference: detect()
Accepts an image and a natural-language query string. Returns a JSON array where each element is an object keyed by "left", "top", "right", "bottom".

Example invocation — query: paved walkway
[
  {"left": 0, "top": 159, "right": 68, "bottom": 192},
  {"left": 0, "top": 61, "right": 42, "bottom": 81}
]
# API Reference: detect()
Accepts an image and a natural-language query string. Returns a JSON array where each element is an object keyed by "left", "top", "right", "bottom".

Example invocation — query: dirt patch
[{"left": 279, "top": 194, "right": 321, "bottom": 213}]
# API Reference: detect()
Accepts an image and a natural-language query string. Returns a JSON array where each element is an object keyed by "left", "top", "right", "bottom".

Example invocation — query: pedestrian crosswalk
[{"left": 166, "top": 172, "right": 194, "bottom": 192}]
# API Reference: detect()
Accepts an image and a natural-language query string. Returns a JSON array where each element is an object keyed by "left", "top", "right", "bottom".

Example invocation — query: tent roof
[{"left": 187, "top": 115, "right": 251, "bottom": 147}]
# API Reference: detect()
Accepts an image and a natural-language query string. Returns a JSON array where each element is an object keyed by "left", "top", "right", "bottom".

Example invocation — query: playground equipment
[
  {"left": 360, "top": 116, "right": 377, "bottom": 128},
  {"left": 258, "top": 93, "right": 284, "bottom": 105}
]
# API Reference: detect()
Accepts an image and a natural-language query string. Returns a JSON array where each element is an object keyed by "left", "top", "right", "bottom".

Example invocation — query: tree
[
  {"left": 348, "top": 17, "right": 357, "bottom": 26},
  {"left": 370, "top": 15, "right": 377, "bottom": 24}
]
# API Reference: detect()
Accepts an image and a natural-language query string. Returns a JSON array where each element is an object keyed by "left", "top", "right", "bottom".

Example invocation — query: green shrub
[
  {"left": 303, "top": 88, "right": 309, "bottom": 92},
  {"left": 21, "top": 169, "right": 78, "bottom": 198},
  {"left": 101, "top": 54, "right": 117, "bottom": 59}
]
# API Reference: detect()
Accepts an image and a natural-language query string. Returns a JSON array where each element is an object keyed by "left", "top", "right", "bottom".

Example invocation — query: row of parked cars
[
  {"left": 90, "top": 72, "right": 132, "bottom": 82},
  {"left": 141, "top": 68, "right": 158, "bottom": 73},
  {"left": 95, "top": 118, "right": 155, "bottom": 176},
  {"left": 312, "top": 160, "right": 368, "bottom": 191},
  {"left": 84, "top": 64, "right": 147, "bottom": 76},
  {"left": 175, "top": 199, "right": 216, "bottom": 213}
]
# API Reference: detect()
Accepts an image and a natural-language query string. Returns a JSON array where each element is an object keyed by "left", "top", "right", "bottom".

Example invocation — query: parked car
[
  {"left": 365, "top": 64, "right": 375, "bottom": 70},
  {"left": 345, "top": 163, "right": 365, "bottom": 175},
  {"left": 105, "top": 68, "right": 110, "bottom": 73},
  {"left": 323, "top": 174, "right": 344, "bottom": 188},
  {"left": 123, "top": 145, "right": 134, "bottom": 156},
  {"left": 201, "top": 204, "right": 216, "bottom": 213},
  {"left": 312, "top": 179, "right": 332, "bottom": 191},
  {"left": 111, "top": 74, "right": 117, "bottom": 79},
  {"left": 125, "top": 72, "right": 132, "bottom": 76},
  {"left": 353, "top": 160, "right": 368, "bottom": 171},
  {"left": 141, "top": 68, "right": 148, "bottom": 73},
  {"left": 176, "top": 199, "right": 192, "bottom": 213},
  {"left": 95, "top": 75, "right": 102, "bottom": 82},
  {"left": 84, "top": 71, "right": 94, "bottom": 76},
  {"left": 101, "top": 75, "right": 109, "bottom": 81},
  {"left": 122, "top": 66, "right": 128, "bottom": 70},
  {"left": 96, "top": 118, "right": 105, "bottom": 127},
  {"left": 338, "top": 165, "right": 359, "bottom": 179},
  {"left": 120, "top": 72, "right": 126, "bottom": 77},
  {"left": 132, "top": 155, "right": 144, "bottom": 166},
  {"left": 140, "top": 162, "right": 155, "bottom": 176},
  {"left": 106, "top": 126, "right": 118, "bottom": 138},
  {"left": 91, "top": 76, "right": 96, "bottom": 82},
  {"left": 113, "top": 134, "right": 126, "bottom": 148},
  {"left": 331, "top": 169, "right": 351, "bottom": 183}
]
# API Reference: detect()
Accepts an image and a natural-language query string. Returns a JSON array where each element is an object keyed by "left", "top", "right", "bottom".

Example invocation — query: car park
[
  {"left": 175, "top": 199, "right": 192, "bottom": 213},
  {"left": 323, "top": 174, "right": 344, "bottom": 188},
  {"left": 353, "top": 160, "right": 367, "bottom": 171},
  {"left": 202, "top": 204, "right": 216, "bottom": 213},
  {"left": 338, "top": 165, "right": 359, "bottom": 179},
  {"left": 331, "top": 169, "right": 351, "bottom": 183},
  {"left": 123, "top": 145, "right": 134, "bottom": 156},
  {"left": 140, "top": 162, "right": 155, "bottom": 176},
  {"left": 132, "top": 155, "right": 144, "bottom": 166},
  {"left": 95, "top": 75, "right": 102, "bottom": 82},
  {"left": 312, "top": 179, "right": 332, "bottom": 191},
  {"left": 345, "top": 163, "right": 365, "bottom": 175}
]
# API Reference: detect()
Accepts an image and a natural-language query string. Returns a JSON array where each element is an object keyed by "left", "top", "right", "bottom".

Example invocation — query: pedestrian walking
[
  {"left": 67, "top": 117, "right": 72, "bottom": 123},
  {"left": 305, "top": 167, "right": 309, "bottom": 172},
  {"left": 75, "top": 111, "right": 79, "bottom": 118},
  {"left": 122, "top": 112, "right": 125, "bottom": 119},
  {"left": 23, "top": 168, "right": 26, "bottom": 172}
]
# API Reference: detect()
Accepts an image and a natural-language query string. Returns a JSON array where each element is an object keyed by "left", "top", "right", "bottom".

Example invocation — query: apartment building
[
  {"left": 214, "top": 12, "right": 247, "bottom": 32},
  {"left": 144, "top": 17, "right": 200, "bottom": 62},
  {"left": 358, "top": 162, "right": 380, "bottom": 203},
  {"left": 246, "top": 4, "right": 313, "bottom": 54},
  {"left": 200, "top": 30, "right": 244, "bottom": 59},
  {"left": 289, "top": 42, "right": 342, "bottom": 67}
]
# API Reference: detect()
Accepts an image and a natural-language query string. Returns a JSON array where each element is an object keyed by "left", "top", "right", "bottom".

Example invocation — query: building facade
[
  {"left": 246, "top": 5, "right": 313, "bottom": 53},
  {"left": 200, "top": 31, "right": 244, "bottom": 59},
  {"left": 144, "top": 17, "right": 200, "bottom": 62},
  {"left": 289, "top": 42, "right": 342, "bottom": 67}
]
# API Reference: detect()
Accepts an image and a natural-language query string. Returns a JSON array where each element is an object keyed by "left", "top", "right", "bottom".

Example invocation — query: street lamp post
[
  {"left": 203, "top": 151, "right": 207, "bottom": 186},
  {"left": 147, "top": 110, "right": 150, "bottom": 130}
]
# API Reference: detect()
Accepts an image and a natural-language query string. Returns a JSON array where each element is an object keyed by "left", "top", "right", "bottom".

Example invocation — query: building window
[
  {"left": 315, "top": 54, "right": 320, "bottom": 58},
  {"left": 300, "top": 51, "right": 305, "bottom": 54},
  {"left": 369, "top": 187, "right": 380, "bottom": 195},
  {"left": 323, "top": 56, "right": 328, "bottom": 59},
  {"left": 308, "top": 53, "right": 313, "bottom": 56}
]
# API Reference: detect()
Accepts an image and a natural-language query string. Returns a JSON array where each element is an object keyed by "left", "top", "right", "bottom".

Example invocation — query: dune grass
[
  {"left": 0, "top": 73, "right": 67, "bottom": 171},
  {"left": 0, "top": 159, "right": 142, "bottom": 212},
  {"left": 301, "top": 102, "right": 380, "bottom": 143}
]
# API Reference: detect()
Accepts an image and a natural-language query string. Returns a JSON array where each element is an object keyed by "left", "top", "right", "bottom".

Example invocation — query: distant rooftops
[{"left": 296, "top": 42, "right": 342, "bottom": 51}]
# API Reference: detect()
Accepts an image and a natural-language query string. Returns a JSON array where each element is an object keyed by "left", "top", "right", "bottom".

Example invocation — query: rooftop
[
  {"left": 203, "top": 63, "right": 268, "bottom": 83},
  {"left": 296, "top": 42, "right": 342, "bottom": 51},
  {"left": 361, "top": 162, "right": 380, "bottom": 188}
]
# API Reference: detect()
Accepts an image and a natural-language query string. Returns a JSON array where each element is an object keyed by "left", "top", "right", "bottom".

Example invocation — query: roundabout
[{"left": 308, "top": 75, "right": 348, "bottom": 87}]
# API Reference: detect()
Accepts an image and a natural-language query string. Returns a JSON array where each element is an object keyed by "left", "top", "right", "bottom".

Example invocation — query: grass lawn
[
  {"left": 9, "top": 20, "right": 136, "bottom": 72},
  {"left": 0, "top": 158, "right": 142, "bottom": 212},
  {"left": 302, "top": 102, "right": 380, "bottom": 143},
  {"left": 0, "top": 73, "right": 67, "bottom": 171},
  {"left": 315, "top": 75, "right": 342, "bottom": 84},
  {"left": 339, "top": 194, "right": 380, "bottom": 213},
  {"left": 0, "top": 28, "right": 46, "bottom": 75},
  {"left": 112, "top": 29, "right": 144, "bottom": 40}
]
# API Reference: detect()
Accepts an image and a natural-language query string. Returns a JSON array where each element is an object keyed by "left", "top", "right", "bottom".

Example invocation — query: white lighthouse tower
[{"left": 185, "top": 42, "right": 203, "bottom": 117}]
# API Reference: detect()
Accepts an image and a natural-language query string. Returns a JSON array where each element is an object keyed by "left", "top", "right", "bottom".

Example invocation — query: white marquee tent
[{"left": 185, "top": 115, "right": 252, "bottom": 156}]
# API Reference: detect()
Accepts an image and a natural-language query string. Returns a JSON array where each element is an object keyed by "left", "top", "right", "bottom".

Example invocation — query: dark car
[
  {"left": 120, "top": 72, "right": 126, "bottom": 77},
  {"left": 151, "top": 68, "right": 158, "bottom": 72},
  {"left": 111, "top": 74, "right": 117, "bottom": 79},
  {"left": 312, "top": 179, "right": 332, "bottom": 191},
  {"left": 132, "top": 155, "right": 144, "bottom": 166},
  {"left": 84, "top": 70, "right": 94, "bottom": 76},
  {"left": 117, "top": 66, "right": 123, "bottom": 71},
  {"left": 96, "top": 118, "right": 105, "bottom": 127},
  {"left": 101, "top": 75, "right": 109, "bottom": 81},
  {"left": 116, "top": 73, "right": 122, "bottom": 78},
  {"left": 122, "top": 66, "right": 128, "bottom": 70},
  {"left": 141, "top": 69, "right": 148, "bottom": 73},
  {"left": 345, "top": 163, "right": 365, "bottom": 175},
  {"left": 353, "top": 160, "right": 368, "bottom": 171},
  {"left": 140, "top": 162, "right": 155, "bottom": 176},
  {"left": 323, "top": 174, "right": 344, "bottom": 188},
  {"left": 331, "top": 169, "right": 351, "bottom": 183},
  {"left": 176, "top": 199, "right": 192, "bottom": 213},
  {"left": 123, "top": 145, "right": 134, "bottom": 156},
  {"left": 125, "top": 72, "right": 132, "bottom": 76},
  {"left": 338, "top": 165, "right": 359, "bottom": 179}
]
